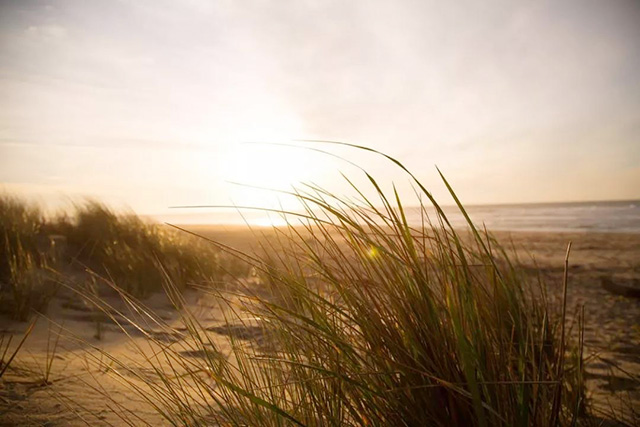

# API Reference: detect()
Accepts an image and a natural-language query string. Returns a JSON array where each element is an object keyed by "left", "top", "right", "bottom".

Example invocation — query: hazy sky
[{"left": 1, "top": 0, "right": 639, "bottom": 215}]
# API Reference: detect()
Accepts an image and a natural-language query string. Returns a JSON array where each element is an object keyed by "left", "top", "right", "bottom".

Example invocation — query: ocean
[
  {"left": 156, "top": 200, "right": 640, "bottom": 234},
  {"left": 405, "top": 200, "right": 640, "bottom": 233}
]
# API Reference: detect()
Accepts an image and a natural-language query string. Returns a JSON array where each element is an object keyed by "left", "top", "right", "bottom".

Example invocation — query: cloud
[{"left": 24, "top": 24, "right": 67, "bottom": 41}]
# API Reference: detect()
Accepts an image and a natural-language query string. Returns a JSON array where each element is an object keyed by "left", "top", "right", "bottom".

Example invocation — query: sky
[{"left": 1, "top": 0, "right": 639, "bottom": 218}]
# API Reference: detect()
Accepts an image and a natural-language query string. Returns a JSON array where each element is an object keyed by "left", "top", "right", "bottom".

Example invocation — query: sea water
[
  {"left": 404, "top": 200, "right": 640, "bottom": 233},
  {"left": 157, "top": 200, "right": 640, "bottom": 233}
]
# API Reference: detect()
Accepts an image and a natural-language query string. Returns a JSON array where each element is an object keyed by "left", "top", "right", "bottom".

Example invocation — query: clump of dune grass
[
  {"left": 0, "top": 197, "right": 233, "bottom": 319},
  {"left": 79, "top": 146, "right": 587, "bottom": 426},
  {"left": 0, "top": 197, "right": 57, "bottom": 320},
  {"left": 0, "top": 196, "right": 44, "bottom": 273},
  {"left": 63, "top": 202, "right": 227, "bottom": 297}
]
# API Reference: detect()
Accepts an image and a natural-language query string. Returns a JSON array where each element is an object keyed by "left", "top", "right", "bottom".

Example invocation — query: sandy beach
[{"left": 1, "top": 227, "right": 639, "bottom": 425}]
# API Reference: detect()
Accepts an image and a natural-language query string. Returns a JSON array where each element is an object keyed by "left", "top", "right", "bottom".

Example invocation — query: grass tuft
[
  {"left": 0, "top": 196, "right": 233, "bottom": 320},
  {"left": 79, "top": 147, "right": 588, "bottom": 426}
]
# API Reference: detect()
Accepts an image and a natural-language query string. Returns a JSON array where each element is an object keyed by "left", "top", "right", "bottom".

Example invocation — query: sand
[{"left": 1, "top": 228, "right": 639, "bottom": 425}]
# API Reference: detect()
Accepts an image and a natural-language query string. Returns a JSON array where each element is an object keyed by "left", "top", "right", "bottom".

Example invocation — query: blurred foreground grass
[{"left": 0, "top": 196, "right": 235, "bottom": 320}]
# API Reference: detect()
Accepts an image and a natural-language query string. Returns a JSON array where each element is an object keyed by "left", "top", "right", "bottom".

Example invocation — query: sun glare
[
  {"left": 249, "top": 216, "right": 289, "bottom": 227},
  {"left": 219, "top": 140, "right": 325, "bottom": 226},
  {"left": 222, "top": 142, "right": 313, "bottom": 189},
  {"left": 216, "top": 118, "right": 329, "bottom": 222}
]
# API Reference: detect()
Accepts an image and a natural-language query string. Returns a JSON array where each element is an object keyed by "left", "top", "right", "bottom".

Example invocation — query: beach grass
[
  {"left": 72, "top": 147, "right": 589, "bottom": 426},
  {"left": 62, "top": 201, "right": 227, "bottom": 297},
  {"left": 0, "top": 196, "right": 233, "bottom": 319},
  {"left": 0, "top": 196, "right": 56, "bottom": 320}
]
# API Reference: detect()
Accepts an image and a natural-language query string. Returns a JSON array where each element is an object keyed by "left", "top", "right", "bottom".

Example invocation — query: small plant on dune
[
  {"left": 3, "top": 238, "right": 55, "bottom": 321},
  {"left": 40, "top": 319, "right": 64, "bottom": 385},
  {"left": 0, "top": 318, "right": 37, "bottom": 379},
  {"left": 81, "top": 145, "right": 588, "bottom": 426}
]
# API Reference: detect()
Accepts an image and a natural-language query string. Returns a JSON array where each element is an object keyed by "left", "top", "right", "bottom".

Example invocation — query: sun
[
  {"left": 222, "top": 142, "right": 314, "bottom": 189},
  {"left": 218, "top": 129, "right": 329, "bottom": 220},
  {"left": 218, "top": 111, "right": 311, "bottom": 187}
]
